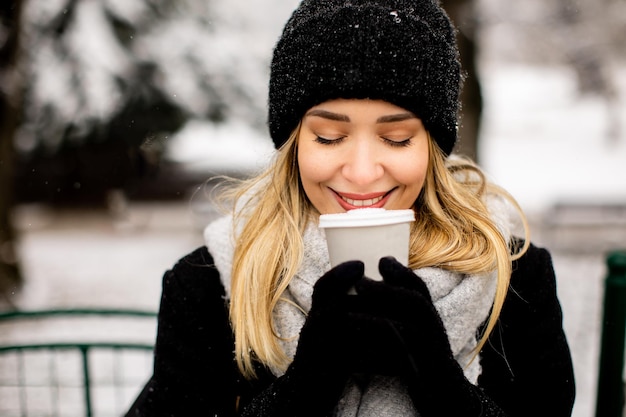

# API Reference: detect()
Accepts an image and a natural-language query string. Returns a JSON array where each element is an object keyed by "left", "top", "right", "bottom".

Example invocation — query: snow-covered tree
[
  {"left": 1, "top": 0, "right": 24, "bottom": 304},
  {"left": 13, "top": 0, "right": 297, "bottom": 201},
  {"left": 17, "top": 0, "right": 298, "bottom": 153}
]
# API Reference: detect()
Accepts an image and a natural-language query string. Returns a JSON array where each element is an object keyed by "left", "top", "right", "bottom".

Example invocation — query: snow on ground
[{"left": 4, "top": 63, "right": 626, "bottom": 416}]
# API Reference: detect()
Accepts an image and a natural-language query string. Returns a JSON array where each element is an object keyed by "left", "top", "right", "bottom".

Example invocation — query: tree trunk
[
  {"left": 0, "top": 0, "right": 24, "bottom": 307},
  {"left": 442, "top": 0, "right": 483, "bottom": 162}
]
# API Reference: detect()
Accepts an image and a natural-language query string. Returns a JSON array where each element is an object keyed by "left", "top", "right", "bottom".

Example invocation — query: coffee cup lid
[{"left": 318, "top": 208, "right": 415, "bottom": 228}]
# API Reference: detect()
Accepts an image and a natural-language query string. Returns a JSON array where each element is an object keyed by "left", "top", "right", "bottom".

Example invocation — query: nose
[{"left": 341, "top": 140, "right": 384, "bottom": 186}]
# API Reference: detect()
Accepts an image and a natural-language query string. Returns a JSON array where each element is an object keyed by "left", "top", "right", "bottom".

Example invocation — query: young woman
[{"left": 126, "top": 0, "right": 576, "bottom": 416}]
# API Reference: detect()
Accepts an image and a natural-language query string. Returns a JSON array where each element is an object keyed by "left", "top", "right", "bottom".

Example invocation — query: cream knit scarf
[{"left": 205, "top": 201, "right": 511, "bottom": 416}]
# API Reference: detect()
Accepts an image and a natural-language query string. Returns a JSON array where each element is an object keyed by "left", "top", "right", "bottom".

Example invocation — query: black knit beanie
[{"left": 268, "top": 0, "right": 462, "bottom": 156}]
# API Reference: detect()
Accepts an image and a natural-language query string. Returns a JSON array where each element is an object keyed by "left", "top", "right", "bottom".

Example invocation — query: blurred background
[{"left": 0, "top": 0, "right": 625, "bottom": 416}]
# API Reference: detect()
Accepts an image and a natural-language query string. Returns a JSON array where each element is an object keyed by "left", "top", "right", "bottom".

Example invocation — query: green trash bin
[{"left": 595, "top": 250, "right": 626, "bottom": 417}]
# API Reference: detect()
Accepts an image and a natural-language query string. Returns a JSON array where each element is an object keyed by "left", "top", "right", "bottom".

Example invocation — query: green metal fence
[{"left": 0, "top": 309, "right": 157, "bottom": 417}]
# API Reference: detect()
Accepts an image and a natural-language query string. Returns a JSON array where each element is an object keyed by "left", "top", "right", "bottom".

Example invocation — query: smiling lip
[{"left": 333, "top": 190, "right": 392, "bottom": 210}]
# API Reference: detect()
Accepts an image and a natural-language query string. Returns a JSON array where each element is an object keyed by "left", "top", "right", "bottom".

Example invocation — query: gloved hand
[
  {"left": 289, "top": 260, "right": 365, "bottom": 379},
  {"left": 352, "top": 256, "right": 493, "bottom": 416},
  {"left": 241, "top": 260, "right": 366, "bottom": 416},
  {"left": 292, "top": 260, "right": 410, "bottom": 379}
]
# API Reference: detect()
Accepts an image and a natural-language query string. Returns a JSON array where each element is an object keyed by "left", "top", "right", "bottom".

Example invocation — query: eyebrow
[
  {"left": 305, "top": 109, "right": 350, "bottom": 122},
  {"left": 305, "top": 109, "right": 416, "bottom": 123},
  {"left": 376, "top": 113, "right": 417, "bottom": 123}
]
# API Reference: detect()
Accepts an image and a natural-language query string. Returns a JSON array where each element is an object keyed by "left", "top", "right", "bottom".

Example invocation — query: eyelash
[
  {"left": 314, "top": 136, "right": 413, "bottom": 148},
  {"left": 382, "top": 137, "right": 412, "bottom": 148},
  {"left": 315, "top": 136, "right": 344, "bottom": 145}
]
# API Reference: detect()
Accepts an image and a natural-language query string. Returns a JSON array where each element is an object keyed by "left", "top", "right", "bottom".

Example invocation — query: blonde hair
[{"left": 221, "top": 127, "right": 529, "bottom": 379}]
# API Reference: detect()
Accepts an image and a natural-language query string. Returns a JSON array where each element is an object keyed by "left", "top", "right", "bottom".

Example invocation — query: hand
[
  {"left": 249, "top": 260, "right": 365, "bottom": 416},
  {"left": 353, "top": 257, "right": 486, "bottom": 416},
  {"left": 294, "top": 260, "right": 411, "bottom": 378},
  {"left": 290, "top": 260, "right": 365, "bottom": 378},
  {"left": 242, "top": 261, "right": 366, "bottom": 417}
]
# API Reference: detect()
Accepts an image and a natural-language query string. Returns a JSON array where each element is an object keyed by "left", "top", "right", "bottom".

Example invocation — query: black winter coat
[{"left": 125, "top": 243, "right": 575, "bottom": 416}]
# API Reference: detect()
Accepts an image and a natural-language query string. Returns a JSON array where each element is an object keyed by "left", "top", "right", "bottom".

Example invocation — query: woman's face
[{"left": 298, "top": 98, "right": 429, "bottom": 214}]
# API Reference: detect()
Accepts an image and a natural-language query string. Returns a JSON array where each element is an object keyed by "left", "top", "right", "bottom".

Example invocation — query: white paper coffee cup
[{"left": 318, "top": 208, "right": 415, "bottom": 280}]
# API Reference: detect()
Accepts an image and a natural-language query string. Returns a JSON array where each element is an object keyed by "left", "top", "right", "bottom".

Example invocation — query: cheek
[
  {"left": 391, "top": 147, "right": 429, "bottom": 195},
  {"left": 401, "top": 159, "right": 428, "bottom": 186},
  {"left": 297, "top": 142, "right": 333, "bottom": 187}
]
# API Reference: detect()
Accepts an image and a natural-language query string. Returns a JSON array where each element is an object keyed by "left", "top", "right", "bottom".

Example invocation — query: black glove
[
  {"left": 353, "top": 256, "right": 504, "bottom": 416},
  {"left": 289, "top": 260, "right": 365, "bottom": 379},
  {"left": 241, "top": 260, "right": 365, "bottom": 416},
  {"left": 294, "top": 260, "right": 411, "bottom": 379}
]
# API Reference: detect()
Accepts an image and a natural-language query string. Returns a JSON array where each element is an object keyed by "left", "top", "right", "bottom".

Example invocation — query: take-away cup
[{"left": 318, "top": 208, "right": 415, "bottom": 280}]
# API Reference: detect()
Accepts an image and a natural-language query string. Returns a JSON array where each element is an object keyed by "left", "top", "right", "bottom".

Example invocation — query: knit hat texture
[{"left": 268, "top": 0, "right": 462, "bottom": 156}]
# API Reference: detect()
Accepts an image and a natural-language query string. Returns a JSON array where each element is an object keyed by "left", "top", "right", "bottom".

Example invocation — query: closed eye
[
  {"left": 382, "top": 137, "right": 412, "bottom": 147},
  {"left": 315, "top": 136, "right": 345, "bottom": 145}
]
